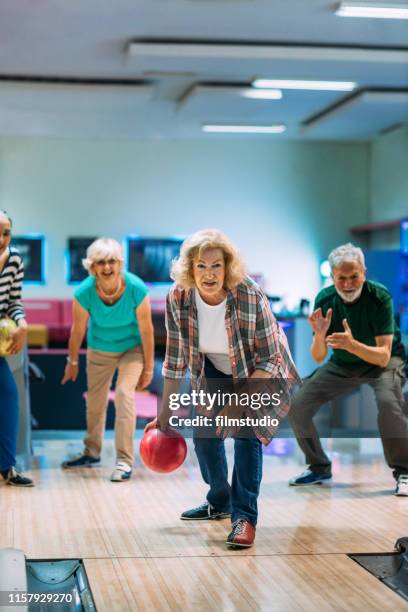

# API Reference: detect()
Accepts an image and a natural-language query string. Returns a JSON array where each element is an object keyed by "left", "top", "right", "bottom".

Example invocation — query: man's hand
[
  {"left": 8, "top": 326, "right": 27, "bottom": 355},
  {"left": 308, "top": 307, "right": 332, "bottom": 335},
  {"left": 326, "top": 319, "right": 354, "bottom": 352},
  {"left": 61, "top": 363, "right": 79, "bottom": 384},
  {"left": 137, "top": 368, "right": 154, "bottom": 391}
]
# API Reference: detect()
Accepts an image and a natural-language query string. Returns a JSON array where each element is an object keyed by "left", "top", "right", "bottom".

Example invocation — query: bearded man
[{"left": 289, "top": 243, "right": 408, "bottom": 496}]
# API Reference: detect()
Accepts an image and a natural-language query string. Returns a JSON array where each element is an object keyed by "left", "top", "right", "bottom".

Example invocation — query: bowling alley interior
[{"left": 0, "top": 2, "right": 408, "bottom": 610}]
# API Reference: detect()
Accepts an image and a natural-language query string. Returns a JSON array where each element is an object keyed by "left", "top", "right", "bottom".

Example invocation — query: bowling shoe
[
  {"left": 110, "top": 461, "right": 132, "bottom": 482},
  {"left": 226, "top": 519, "right": 255, "bottom": 548},
  {"left": 1, "top": 467, "right": 34, "bottom": 487},
  {"left": 289, "top": 469, "right": 332, "bottom": 486},
  {"left": 395, "top": 474, "right": 408, "bottom": 496},
  {"left": 180, "top": 501, "right": 231, "bottom": 520},
  {"left": 61, "top": 453, "right": 101, "bottom": 468}
]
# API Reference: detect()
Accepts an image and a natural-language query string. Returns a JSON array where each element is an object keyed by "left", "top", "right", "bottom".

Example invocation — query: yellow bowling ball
[{"left": 0, "top": 318, "right": 17, "bottom": 357}]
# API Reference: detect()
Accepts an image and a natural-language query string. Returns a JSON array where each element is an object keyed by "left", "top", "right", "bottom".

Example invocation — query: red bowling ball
[{"left": 140, "top": 428, "right": 187, "bottom": 474}]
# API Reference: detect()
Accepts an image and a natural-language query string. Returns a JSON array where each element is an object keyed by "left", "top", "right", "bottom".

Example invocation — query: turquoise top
[{"left": 74, "top": 271, "right": 148, "bottom": 353}]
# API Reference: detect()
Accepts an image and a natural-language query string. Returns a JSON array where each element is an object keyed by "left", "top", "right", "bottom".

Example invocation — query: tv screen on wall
[
  {"left": 12, "top": 236, "right": 45, "bottom": 283},
  {"left": 68, "top": 237, "right": 97, "bottom": 283},
  {"left": 126, "top": 237, "right": 183, "bottom": 283}
]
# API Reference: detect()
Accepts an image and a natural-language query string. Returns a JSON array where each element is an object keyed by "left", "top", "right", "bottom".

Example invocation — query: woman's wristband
[{"left": 66, "top": 356, "right": 79, "bottom": 367}]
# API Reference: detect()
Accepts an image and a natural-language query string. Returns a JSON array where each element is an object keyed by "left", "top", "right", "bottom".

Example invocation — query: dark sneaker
[
  {"left": 226, "top": 519, "right": 255, "bottom": 548},
  {"left": 1, "top": 467, "right": 34, "bottom": 487},
  {"left": 180, "top": 502, "right": 231, "bottom": 521},
  {"left": 110, "top": 462, "right": 132, "bottom": 482},
  {"left": 289, "top": 469, "right": 332, "bottom": 486},
  {"left": 61, "top": 453, "right": 101, "bottom": 469}
]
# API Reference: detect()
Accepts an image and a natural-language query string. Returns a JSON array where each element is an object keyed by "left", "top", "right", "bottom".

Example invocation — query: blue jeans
[
  {"left": 193, "top": 359, "right": 263, "bottom": 526},
  {"left": 0, "top": 357, "right": 19, "bottom": 471}
]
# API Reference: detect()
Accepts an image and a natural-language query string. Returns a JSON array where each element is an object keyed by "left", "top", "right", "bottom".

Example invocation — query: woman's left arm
[
  {"left": 136, "top": 295, "right": 155, "bottom": 390},
  {"left": 8, "top": 256, "right": 28, "bottom": 354}
]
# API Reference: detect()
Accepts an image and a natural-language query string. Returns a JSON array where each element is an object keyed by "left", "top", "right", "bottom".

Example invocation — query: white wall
[
  {"left": 0, "top": 137, "right": 369, "bottom": 305},
  {"left": 369, "top": 124, "right": 408, "bottom": 249}
]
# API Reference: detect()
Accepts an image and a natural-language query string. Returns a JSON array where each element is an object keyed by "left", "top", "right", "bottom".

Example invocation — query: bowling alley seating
[
  {"left": 27, "top": 324, "right": 48, "bottom": 348},
  {"left": 23, "top": 298, "right": 72, "bottom": 346},
  {"left": 23, "top": 297, "right": 169, "bottom": 348},
  {"left": 83, "top": 389, "right": 158, "bottom": 422},
  {"left": 82, "top": 389, "right": 191, "bottom": 426}
]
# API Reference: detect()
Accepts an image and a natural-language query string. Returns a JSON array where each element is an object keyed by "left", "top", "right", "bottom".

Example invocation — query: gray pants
[{"left": 289, "top": 357, "right": 408, "bottom": 480}]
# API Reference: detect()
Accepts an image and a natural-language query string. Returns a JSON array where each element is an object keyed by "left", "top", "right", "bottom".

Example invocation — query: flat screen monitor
[
  {"left": 68, "top": 237, "right": 97, "bottom": 283},
  {"left": 11, "top": 236, "right": 45, "bottom": 283},
  {"left": 126, "top": 237, "right": 183, "bottom": 283}
]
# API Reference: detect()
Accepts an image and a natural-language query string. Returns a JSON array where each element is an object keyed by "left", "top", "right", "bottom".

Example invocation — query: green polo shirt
[
  {"left": 74, "top": 271, "right": 148, "bottom": 353},
  {"left": 315, "top": 280, "right": 405, "bottom": 367}
]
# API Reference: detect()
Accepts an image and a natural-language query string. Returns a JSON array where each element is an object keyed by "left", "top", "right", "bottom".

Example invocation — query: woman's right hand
[
  {"left": 144, "top": 414, "right": 169, "bottom": 433},
  {"left": 144, "top": 418, "right": 158, "bottom": 433},
  {"left": 61, "top": 363, "right": 79, "bottom": 384}
]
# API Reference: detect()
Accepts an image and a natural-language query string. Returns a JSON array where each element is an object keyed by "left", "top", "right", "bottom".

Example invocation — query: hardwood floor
[{"left": 0, "top": 437, "right": 406, "bottom": 611}]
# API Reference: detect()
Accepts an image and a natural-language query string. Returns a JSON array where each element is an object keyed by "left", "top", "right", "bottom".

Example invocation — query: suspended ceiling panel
[
  {"left": 0, "top": 82, "right": 154, "bottom": 137},
  {"left": 302, "top": 90, "right": 408, "bottom": 140},
  {"left": 0, "top": 1, "right": 407, "bottom": 140}
]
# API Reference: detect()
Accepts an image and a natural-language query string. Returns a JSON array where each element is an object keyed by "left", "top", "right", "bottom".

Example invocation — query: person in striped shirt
[
  {"left": 145, "top": 229, "right": 299, "bottom": 548},
  {"left": 0, "top": 209, "right": 34, "bottom": 487}
]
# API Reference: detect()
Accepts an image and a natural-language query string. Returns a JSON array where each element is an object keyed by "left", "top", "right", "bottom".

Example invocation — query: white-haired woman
[
  {"left": 145, "top": 229, "right": 299, "bottom": 548},
  {"left": 61, "top": 238, "right": 154, "bottom": 481}
]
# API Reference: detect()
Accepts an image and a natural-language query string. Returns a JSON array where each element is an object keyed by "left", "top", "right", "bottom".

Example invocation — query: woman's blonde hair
[
  {"left": 82, "top": 238, "right": 124, "bottom": 274},
  {"left": 170, "top": 229, "right": 246, "bottom": 290}
]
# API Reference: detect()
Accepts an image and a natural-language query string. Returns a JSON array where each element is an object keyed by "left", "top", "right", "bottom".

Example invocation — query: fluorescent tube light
[
  {"left": 202, "top": 124, "right": 286, "bottom": 134},
  {"left": 241, "top": 89, "right": 282, "bottom": 100},
  {"left": 335, "top": 2, "right": 408, "bottom": 19},
  {"left": 252, "top": 79, "right": 356, "bottom": 91}
]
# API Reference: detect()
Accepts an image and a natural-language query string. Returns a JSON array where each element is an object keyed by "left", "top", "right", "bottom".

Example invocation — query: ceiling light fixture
[
  {"left": 202, "top": 124, "right": 286, "bottom": 134},
  {"left": 252, "top": 79, "right": 356, "bottom": 91},
  {"left": 241, "top": 89, "right": 282, "bottom": 100},
  {"left": 335, "top": 1, "right": 408, "bottom": 19}
]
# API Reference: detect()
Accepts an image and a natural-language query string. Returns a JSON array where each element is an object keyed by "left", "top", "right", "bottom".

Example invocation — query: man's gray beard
[{"left": 336, "top": 285, "right": 363, "bottom": 303}]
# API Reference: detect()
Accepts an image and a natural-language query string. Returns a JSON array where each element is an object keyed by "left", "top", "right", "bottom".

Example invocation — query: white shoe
[
  {"left": 110, "top": 462, "right": 132, "bottom": 482},
  {"left": 395, "top": 474, "right": 408, "bottom": 496}
]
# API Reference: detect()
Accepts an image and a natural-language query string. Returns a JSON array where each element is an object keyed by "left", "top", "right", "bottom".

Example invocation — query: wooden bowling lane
[
  {"left": 5, "top": 439, "right": 406, "bottom": 560},
  {"left": 84, "top": 554, "right": 404, "bottom": 611},
  {"left": 0, "top": 495, "right": 13, "bottom": 549},
  {"left": 2, "top": 438, "right": 407, "bottom": 610},
  {"left": 102, "top": 460, "right": 406, "bottom": 558},
  {"left": 10, "top": 467, "right": 111, "bottom": 559}
]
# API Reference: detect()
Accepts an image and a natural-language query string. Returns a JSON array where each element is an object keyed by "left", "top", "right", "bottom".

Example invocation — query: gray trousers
[{"left": 289, "top": 357, "right": 408, "bottom": 480}]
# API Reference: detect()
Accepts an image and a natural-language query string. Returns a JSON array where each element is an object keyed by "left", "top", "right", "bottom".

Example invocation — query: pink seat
[
  {"left": 61, "top": 299, "right": 73, "bottom": 328},
  {"left": 24, "top": 299, "right": 62, "bottom": 325},
  {"left": 82, "top": 390, "right": 158, "bottom": 419},
  {"left": 23, "top": 299, "right": 70, "bottom": 343},
  {"left": 82, "top": 389, "right": 190, "bottom": 419}
]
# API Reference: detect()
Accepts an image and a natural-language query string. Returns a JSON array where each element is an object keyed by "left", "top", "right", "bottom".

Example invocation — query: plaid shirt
[{"left": 162, "top": 277, "right": 300, "bottom": 444}]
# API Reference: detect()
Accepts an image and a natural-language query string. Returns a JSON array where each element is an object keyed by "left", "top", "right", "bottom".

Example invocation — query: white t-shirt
[{"left": 195, "top": 289, "right": 232, "bottom": 375}]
